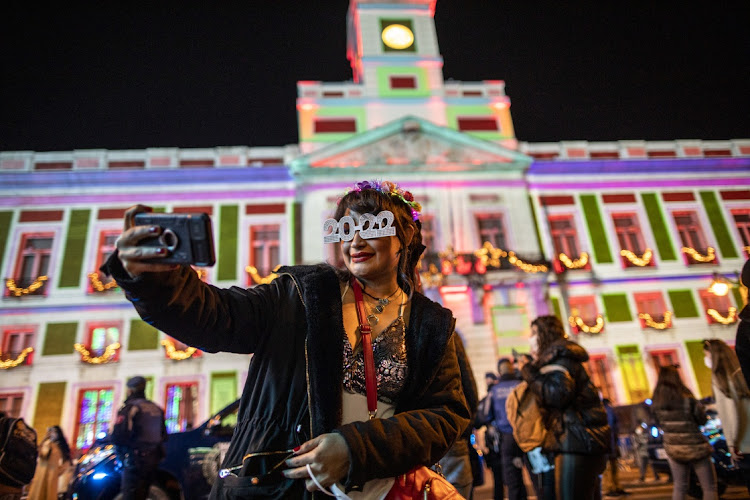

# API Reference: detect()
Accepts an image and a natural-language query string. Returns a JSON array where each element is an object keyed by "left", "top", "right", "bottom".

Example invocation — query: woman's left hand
[
  {"left": 730, "top": 446, "right": 744, "bottom": 463},
  {"left": 283, "top": 433, "right": 351, "bottom": 492}
]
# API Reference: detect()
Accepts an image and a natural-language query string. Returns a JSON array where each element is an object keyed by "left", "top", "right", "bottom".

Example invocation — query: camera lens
[{"left": 159, "top": 229, "right": 179, "bottom": 252}]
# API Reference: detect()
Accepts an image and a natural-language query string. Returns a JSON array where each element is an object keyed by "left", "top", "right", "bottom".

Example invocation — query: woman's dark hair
[
  {"left": 652, "top": 365, "right": 693, "bottom": 411},
  {"left": 332, "top": 186, "right": 424, "bottom": 296},
  {"left": 531, "top": 315, "right": 567, "bottom": 355},
  {"left": 703, "top": 338, "right": 750, "bottom": 399},
  {"left": 49, "top": 425, "right": 72, "bottom": 462}
]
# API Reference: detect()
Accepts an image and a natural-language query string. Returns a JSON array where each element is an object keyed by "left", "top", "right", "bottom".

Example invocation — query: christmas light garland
[
  {"left": 508, "top": 251, "right": 548, "bottom": 273},
  {"left": 474, "top": 242, "right": 505, "bottom": 268},
  {"left": 74, "top": 342, "right": 120, "bottom": 364},
  {"left": 88, "top": 272, "right": 118, "bottom": 292},
  {"left": 5, "top": 276, "right": 48, "bottom": 296},
  {"left": 707, "top": 307, "right": 737, "bottom": 325},
  {"left": 559, "top": 252, "right": 589, "bottom": 270},
  {"left": 568, "top": 314, "right": 604, "bottom": 334},
  {"left": 620, "top": 248, "right": 653, "bottom": 267},
  {"left": 681, "top": 246, "right": 715, "bottom": 263},
  {"left": 0, "top": 347, "right": 34, "bottom": 369},
  {"left": 245, "top": 266, "right": 280, "bottom": 285},
  {"left": 638, "top": 311, "right": 673, "bottom": 330},
  {"left": 161, "top": 339, "right": 198, "bottom": 360}
]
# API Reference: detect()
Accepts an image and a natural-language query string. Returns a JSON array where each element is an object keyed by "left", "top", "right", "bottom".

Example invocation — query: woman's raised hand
[
  {"left": 283, "top": 433, "right": 351, "bottom": 492},
  {"left": 116, "top": 204, "right": 178, "bottom": 278}
]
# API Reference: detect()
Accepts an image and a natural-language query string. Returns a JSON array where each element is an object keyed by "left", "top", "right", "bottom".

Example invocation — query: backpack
[
  {"left": 505, "top": 364, "right": 568, "bottom": 452},
  {"left": 0, "top": 417, "right": 38, "bottom": 487}
]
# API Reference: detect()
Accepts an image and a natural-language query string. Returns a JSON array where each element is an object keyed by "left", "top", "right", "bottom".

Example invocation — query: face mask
[
  {"left": 704, "top": 356, "right": 712, "bottom": 369},
  {"left": 529, "top": 335, "right": 539, "bottom": 356}
]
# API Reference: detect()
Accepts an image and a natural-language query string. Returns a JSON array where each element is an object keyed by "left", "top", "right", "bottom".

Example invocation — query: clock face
[{"left": 381, "top": 24, "right": 414, "bottom": 50}]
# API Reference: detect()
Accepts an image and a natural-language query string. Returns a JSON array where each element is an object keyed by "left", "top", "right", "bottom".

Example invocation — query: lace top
[{"left": 342, "top": 316, "right": 408, "bottom": 404}]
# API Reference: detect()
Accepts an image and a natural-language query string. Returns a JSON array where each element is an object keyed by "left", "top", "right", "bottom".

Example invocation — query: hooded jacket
[
  {"left": 521, "top": 339, "right": 610, "bottom": 455},
  {"left": 104, "top": 258, "right": 469, "bottom": 499}
]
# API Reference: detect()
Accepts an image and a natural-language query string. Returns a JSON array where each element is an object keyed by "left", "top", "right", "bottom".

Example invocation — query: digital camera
[{"left": 134, "top": 212, "right": 216, "bottom": 266}]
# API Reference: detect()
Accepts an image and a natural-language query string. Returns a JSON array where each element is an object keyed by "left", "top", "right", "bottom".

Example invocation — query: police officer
[{"left": 112, "top": 376, "right": 167, "bottom": 500}]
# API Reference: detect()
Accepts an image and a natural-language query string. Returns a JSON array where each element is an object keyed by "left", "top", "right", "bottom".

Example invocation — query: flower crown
[{"left": 345, "top": 180, "right": 422, "bottom": 221}]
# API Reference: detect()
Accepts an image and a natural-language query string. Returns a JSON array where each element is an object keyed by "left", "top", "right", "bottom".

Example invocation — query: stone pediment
[{"left": 291, "top": 116, "right": 531, "bottom": 175}]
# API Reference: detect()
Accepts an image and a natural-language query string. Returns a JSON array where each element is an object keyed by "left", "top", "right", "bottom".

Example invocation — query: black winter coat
[
  {"left": 654, "top": 395, "right": 712, "bottom": 463},
  {"left": 521, "top": 339, "right": 610, "bottom": 456},
  {"left": 105, "top": 259, "right": 470, "bottom": 498}
]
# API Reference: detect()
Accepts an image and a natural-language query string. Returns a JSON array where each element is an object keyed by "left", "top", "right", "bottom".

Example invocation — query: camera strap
[{"left": 350, "top": 278, "right": 378, "bottom": 420}]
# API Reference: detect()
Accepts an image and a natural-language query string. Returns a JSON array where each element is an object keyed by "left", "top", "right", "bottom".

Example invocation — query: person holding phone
[{"left": 102, "top": 180, "right": 469, "bottom": 499}]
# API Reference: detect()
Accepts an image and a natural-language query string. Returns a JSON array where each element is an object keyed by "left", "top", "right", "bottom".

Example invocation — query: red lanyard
[{"left": 350, "top": 278, "right": 378, "bottom": 419}]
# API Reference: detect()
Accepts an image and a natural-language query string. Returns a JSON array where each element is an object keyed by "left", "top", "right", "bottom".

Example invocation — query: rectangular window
[
  {"left": 617, "top": 347, "right": 651, "bottom": 403},
  {"left": 0, "top": 393, "right": 24, "bottom": 418},
  {"left": 90, "top": 230, "right": 119, "bottom": 291},
  {"left": 568, "top": 296, "right": 602, "bottom": 333},
  {"left": 548, "top": 214, "right": 589, "bottom": 271},
  {"left": 74, "top": 387, "right": 115, "bottom": 452},
  {"left": 673, "top": 210, "right": 712, "bottom": 265},
  {"left": 585, "top": 355, "right": 616, "bottom": 403},
  {"left": 85, "top": 323, "right": 121, "bottom": 362},
  {"left": 612, "top": 213, "right": 653, "bottom": 267},
  {"left": 420, "top": 214, "right": 436, "bottom": 254},
  {"left": 12, "top": 233, "right": 54, "bottom": 294},
  {"left": 634, "top": 292, "right": 670, "bottom": 329},
  {"left": 732, "top": 210, "right": 750, "bottom": 255},
  {"left": 1, "top": 328, "right": 35, "bottom": 366},
  {"left": 699, "top": 289, "right": 735, "bottom": 324},
  {"left": 313, "top": 119, "right": 356, "bottom": 133},
  {"left": 164, "top": 382, "right": 198, "bottom": 433},
  {"left": 249, "top": 225, "right": 280, "bottom": 279},
  {"left": 390, "top": 76, "right": 417, "bottom": 89},
  {"left": 457, "top": 117, "right": 499, "bottom": 132},
  {"left": 475, "top": 213, "right": 506, "bottom": 249},
  {"left": 163, "top": 336, "right": 202, "bottom": 360},
  {"left": 649, "top": 349, "right": 684, "bottom": 381}
]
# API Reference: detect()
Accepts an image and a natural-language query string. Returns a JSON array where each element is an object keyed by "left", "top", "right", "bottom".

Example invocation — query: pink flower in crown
[{"left": 380, "top": 181, "right": 396, "bottom": 194}]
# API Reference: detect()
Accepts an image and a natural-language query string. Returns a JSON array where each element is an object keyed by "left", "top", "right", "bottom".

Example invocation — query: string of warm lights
[
  {"left": 681, "top": 246, "right": 715, "bottom": 262},
  {"left": 161, "top": 339, "right": 198, "bottom": 360},
  {"left": 568, "top": 314, "right": 604, "bottom": 334},
  {"left": 474, "top": 242, "right": 506, "bottom": 268},
  {"left": 5, "top": 276, "right": 48, "bottom": 296},
  {"left": 639, "top": 311, "right": 673, "bottom": 330},
  {"left": 420, "top": 263, "right": 444, "bottom": 288},
  {"left": 559, "top": 252, "right": 589, "bottom": 269},
  {"left": 88, "top": 272, "right": 118, "bottom": 292},
  {"left": 245, "top": 266, "right": 280, "bottom": 285},
  {"left": 74, "top": 342, "right": 120, "bottom": 364},
  {"left": 620, "top": 248, "right": 653, "bottom": 267},
  {"left": 508, "top": 251, "right": 548, "bottom": 273},
  {"left": 0, "top": 347, "right": 34, "bottom": 369},
  {"left": 707, "top": 307, "right": 737, "bottom": 325}
]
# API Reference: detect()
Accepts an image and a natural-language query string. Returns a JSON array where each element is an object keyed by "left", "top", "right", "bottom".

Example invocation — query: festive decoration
[
  {"left": 475, "top": 242, "right": 504, "bottom": 268},
  {"left": 345, "top": 180, "right": 422, "bottom": 221},
  {"left": 74, "top": 342, "right": 120, "bottom": 364},
  {"left": 246, "top": 266, "right": 280, "bottom": 285},
  {"left": 420, "top": 263, "right": 444, "bottom": 288},
  {"left": 620, "top": 248, "right": 653, "bottom": 267},
  {"left": 6, "top": 276, "right": 48, "bottom": 296},
  {"left": 161, "top": 339, "right": 198, "bottom": 360},
  {"left": 88, "top": 272, "right": 118, "bottom": 292},
  {"left": 508, "top": 251, "right": 548, "bottom": 273},
  {"left": 0, "top": 347, "right": 34, "bottom": 369},
  {"left": 639, "top": 311, "right": 673, "bottom": 330},
  {"left": 707, "top": 307, "right": 737, "bottom": 325},
  {"left": 681, "top": 246, "right": 715, "bottom": 263},
  {"left": 559, "top": 252, "right": 589, "bottom": 270},
  {"left": 568, "top": 314, "right": 604, "bottom": 334}
]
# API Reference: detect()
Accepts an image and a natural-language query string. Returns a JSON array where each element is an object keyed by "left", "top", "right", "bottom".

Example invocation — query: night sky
[{"left": 1, "top": 2, "right": 748, "bottom": 152}]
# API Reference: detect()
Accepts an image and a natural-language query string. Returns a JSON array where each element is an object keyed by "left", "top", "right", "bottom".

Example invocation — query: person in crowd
[
  {"left": 600, "top": 399, "right": 626, "bottom": 497},
  {"left": 521, "top": 315, "right": 609, "bottom": 500},
  {"left": 476, "top": 371, "right": 502, "bottom": 498},
  {"left": 632, "top": 420, "right": 660, "bottom": 482},
  {"left": 489, "top": 357, "right": 527, "bottom": 500},
  {"left": 652, "top": 365, "right": 717, "bottom": 500},
  {"left": 703, "top": 338, "right": 750, "bottom": 493},
  {"left": 735, "top": 259, "right": 750, "bottom": 391},
  {"left": 102, "top": 180, "right": 469, "bottom": 498},
  {"left": 439, "top": 333, "right": 479, "bottom": 498},
  {"left": 0, "top": 412, "right": 37, "bottom": 500},
  {"left": 27, "top": 426, "right": 72, "bottom": 500},
  {"left": 111, "top": 376, "right": 167, "bottom": 500}
]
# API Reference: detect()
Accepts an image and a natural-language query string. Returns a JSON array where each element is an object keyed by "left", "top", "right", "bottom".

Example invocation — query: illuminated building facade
[{"left": 1, "top": 0, "right": 748, "bottom": 453}]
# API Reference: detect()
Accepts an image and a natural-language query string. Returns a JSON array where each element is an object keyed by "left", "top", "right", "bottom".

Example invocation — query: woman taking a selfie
[{"left": 103, "top": 180, "right": 469, "bottom": 499}]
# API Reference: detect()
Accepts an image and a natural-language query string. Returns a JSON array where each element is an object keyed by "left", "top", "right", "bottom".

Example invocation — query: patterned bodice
[{"left": 342, "top": 316, "right": 408, "bottom": 404}]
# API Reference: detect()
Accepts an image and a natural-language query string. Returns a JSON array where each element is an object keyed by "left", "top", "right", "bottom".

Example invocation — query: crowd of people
[{"left": 1, "top": 182, "right": 749, "bottom": 500}]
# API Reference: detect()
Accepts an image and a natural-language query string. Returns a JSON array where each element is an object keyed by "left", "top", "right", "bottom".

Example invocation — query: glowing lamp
[
  {"left": 382, "top": 24, "right": 414, "bottom": 50},
  {"left": 708, "top": 275, "right": 730, "bottom": 297}
]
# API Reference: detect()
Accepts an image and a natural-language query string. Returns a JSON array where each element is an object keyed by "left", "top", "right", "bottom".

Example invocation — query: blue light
[
  {"left": 96, "top": 432, "right": 107, "bottom": 439},
  {"left": 92, "top": 472, "right": 107, "bottom": 480},
  {"left": 651, "top": 427, "right": 659, "bottom": 438},
  {"left": 645, "top": 398, "right": 652, "bottom": 405}
]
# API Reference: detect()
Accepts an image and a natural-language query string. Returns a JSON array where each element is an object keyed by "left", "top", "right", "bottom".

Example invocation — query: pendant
[
  {"left": 379, "top": 298, "right": 389, "bottom": 307},
  {"left": 375, "top": 304, "right": 385, "bottom": 314},
  {"left": 367, "top": 314, "right": 379, "bottom": 325}
]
